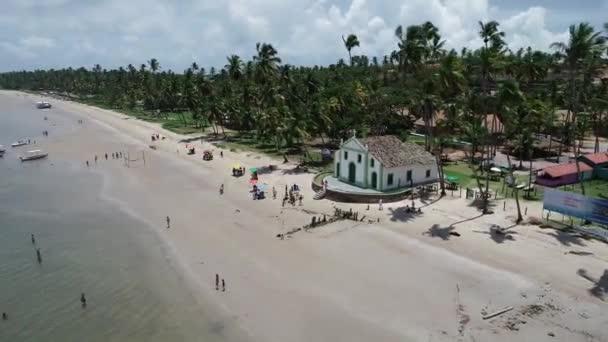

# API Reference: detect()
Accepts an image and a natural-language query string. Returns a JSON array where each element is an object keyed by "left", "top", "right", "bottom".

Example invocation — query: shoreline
[{"left": 3, "top": 90, "right": 607, "bottom": 342}]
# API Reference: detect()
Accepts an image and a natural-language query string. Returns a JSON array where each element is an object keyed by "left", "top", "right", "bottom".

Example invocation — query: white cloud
[
  {"left": 20, "top": 36, "right": 55, "bottom": 49},
  {"left": 0, "top": 0, "right": 598, "bottom": 71}
]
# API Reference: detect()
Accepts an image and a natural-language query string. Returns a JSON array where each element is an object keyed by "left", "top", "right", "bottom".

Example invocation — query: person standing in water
[
  {"left": 31, "top": 233, "right": 35, "bottom": 245},
  {"left": 86, "top": 160, "right": 89, "bottom": 167},
  {"left": 222, "top": 279, "right": 226, "bottom": 292},
  {"left": 2, "top": 312, "right": 7, "bottom": 320},
  {"left": 166, "top": 216, "right": 171, "bottom": 229},
  {"left": 80, "top": 293, "right": 87, "bottom": 307},
  {"left": 215, "top": 274, "right": 219, "bottom": 290},
  {"left": 36, "top": 248, "right": 42, "bottom": 263},
  {"left": 94, "top": 155, "right": 98, "bottom": 164}
]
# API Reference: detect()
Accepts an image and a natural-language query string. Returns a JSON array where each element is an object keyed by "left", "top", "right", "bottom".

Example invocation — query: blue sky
[{"left": 0, "top": 0, "right": 605, "bottom": 72}]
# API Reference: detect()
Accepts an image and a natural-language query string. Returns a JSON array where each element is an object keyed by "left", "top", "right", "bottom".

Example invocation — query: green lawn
[
  {"left": 442, "top": 162, "right": 534, "bottom": 198},
  {"left": 561, "top": 179, "right": 608, "bottom": 200}
]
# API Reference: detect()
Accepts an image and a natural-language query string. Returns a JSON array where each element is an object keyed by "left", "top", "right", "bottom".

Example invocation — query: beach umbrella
[
  {"left": 249, "top": 179, "right": 258, "bottom": 184},
  {"left": 250, "top": 167, "right": 257, "bottom": 173},
  {"left": 232, "top": 163, "right": 241, "bottom": 169},
  {"left": 490, "top": 167, "right": 502, "bottom": 173},
  {"left": 258, "top": 184, "right": 268, "bottom": 191},
  {"left": 445, "top": 175, "right": 459, "bottom": 183}
]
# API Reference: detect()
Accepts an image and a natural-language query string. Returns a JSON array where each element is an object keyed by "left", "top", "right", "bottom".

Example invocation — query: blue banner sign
[{"left": 543, "top": 188, "right": 608, "bottom": 225}]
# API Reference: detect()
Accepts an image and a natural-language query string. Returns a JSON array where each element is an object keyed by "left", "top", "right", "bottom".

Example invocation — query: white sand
[{"left": 5, "top": 90, "right": 607, "bottom": 342}]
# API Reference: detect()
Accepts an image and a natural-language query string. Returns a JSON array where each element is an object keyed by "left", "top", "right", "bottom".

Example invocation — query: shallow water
[{"left": 0, "top": 95, "right": 228, "bottom": 341}]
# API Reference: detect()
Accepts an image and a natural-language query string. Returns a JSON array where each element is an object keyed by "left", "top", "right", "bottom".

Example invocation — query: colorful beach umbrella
[
  {"left": 257, "top": 184, "right": 268, "bottom": 191},
  {"left": 249, "top": 179, "right": 258, "bottom": 184},
  {"left": 250, "top": 167, "right": 257, "bottom": 172}
]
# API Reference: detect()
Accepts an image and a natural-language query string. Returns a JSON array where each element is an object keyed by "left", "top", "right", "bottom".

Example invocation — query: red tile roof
[
  {"left": 583, "top": 152, "right": 608, "bottom": 165},
  {"left": 543, "top": 162, "right": 592, "bottom": 178}
]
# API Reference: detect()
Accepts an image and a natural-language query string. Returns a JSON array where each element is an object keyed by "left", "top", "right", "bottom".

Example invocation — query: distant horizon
[{"left": 0, "top": 0, "right": 606, "bottom": 72}]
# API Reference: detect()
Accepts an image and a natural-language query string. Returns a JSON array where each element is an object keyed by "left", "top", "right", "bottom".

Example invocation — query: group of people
[
  {"left": 231, "top": 167, "right": 245, "bottom": 177},
  {"left": 215, "top": 274, "right": 226, "bottom": 292},
  {"left": 283, "top": 184, "right": 303, "bottom": 206},
  {"left": 86, "top": 152, "right": 123, "bottom": 167},
  {"left": 150, "top": 133, "right": 164, "bottom": 142},
  {"left": 42, "top": 130, "right": 49, "bottom": 137}
]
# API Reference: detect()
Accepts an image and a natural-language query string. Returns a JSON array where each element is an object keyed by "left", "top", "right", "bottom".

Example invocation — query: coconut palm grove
[{"left": 1, "top": 20, "right": 607, "bottom": 209}]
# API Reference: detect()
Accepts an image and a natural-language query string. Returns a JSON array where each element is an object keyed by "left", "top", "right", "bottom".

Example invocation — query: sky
[{"left": 0, "top": 0, "right": 606, "bottom": 72}]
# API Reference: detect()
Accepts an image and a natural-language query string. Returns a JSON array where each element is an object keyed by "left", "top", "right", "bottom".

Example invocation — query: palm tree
[
  {"left": 148, "top": 58, "right": 160, "bottom": 73},
  {"left": 477, "top": 20, "right": 505, "bottom": 214},
  {"left": 225, "top": 55, "right": 244, "bottom": 81},
  {"left": 342, "top": 34, "right": 360, "bottom": 66},
  {"left": 551, "top": 23, "right": 605, "bottom": 147},
  {"left": 253, "top": 42, "right": 281, "bottom": 82}
]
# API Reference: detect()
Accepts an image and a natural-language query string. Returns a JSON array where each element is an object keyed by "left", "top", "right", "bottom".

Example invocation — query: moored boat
[
  {"left": 20, "top": 149, "right": 48, "bottom": 161},
  {"left": 11, "top": 140, "right": 28, "bottom": 147},
  {"left": 36, "top": 101, "right": 52, "bottom": 109}
]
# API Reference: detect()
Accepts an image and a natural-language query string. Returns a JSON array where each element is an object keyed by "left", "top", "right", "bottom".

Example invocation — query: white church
[{"left": 334, "top": 135, "right": 439, "bottom": 191}]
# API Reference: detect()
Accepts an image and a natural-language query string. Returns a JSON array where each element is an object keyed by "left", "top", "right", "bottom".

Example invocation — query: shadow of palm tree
[
  {"left": 543, "top": 230, "right": 587, "bottom": 247},
  {"left": 388, "top": 206, "right": 417, "bottom": 223},
  {"left": 467, "top": 197, "right": 497, "bottom": 213},
  {"left": 577, "top": 269, "right": 608, "bottom": 301},
  {"left": 473, "top": 227, "right": 518, "bottom": 244},
  {"left": 424, "top": 224, "right": 456, "bottom": 240}
]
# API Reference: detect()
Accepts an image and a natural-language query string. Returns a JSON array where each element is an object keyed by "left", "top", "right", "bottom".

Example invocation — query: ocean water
[{"left": 0, "top": 96, "right": 228, "bottom": 341}]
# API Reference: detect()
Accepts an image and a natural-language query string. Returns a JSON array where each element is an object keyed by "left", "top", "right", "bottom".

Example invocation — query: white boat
[
  {"left": 36, "top": 101, "right": 52, "bottom": 109},
  {"left": 20, "top": 149, "right": 48, "bottom": 161},
  {"left": 11, "top": 140, "right": 28, "bottom": 147}
]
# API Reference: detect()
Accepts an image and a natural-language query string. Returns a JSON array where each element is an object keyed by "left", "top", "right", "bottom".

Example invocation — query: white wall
[
  {"left": 335, "top": 149, "right": 367, "bottom": 186},
  {"left": 367, "top": 155, "right": 380, "bottom": 190},
  {"left": 382, "top": 163, "right": 438, "bottom": 190}
]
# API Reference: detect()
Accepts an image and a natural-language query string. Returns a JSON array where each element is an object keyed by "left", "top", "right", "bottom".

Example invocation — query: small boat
[
  {"left": 11, "top": 140, "right": 28, "bottom": 147},
  {"left": 20, "top": 149, "right": 48, "bottom": 161},
  {"left": 36, "top": 101, "right": 52, "bottom": 109}
]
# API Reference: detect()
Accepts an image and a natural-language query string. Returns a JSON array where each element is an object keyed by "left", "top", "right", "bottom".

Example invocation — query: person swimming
[{"left": 80, "top": 293, "right": 87, "bottom": 307}]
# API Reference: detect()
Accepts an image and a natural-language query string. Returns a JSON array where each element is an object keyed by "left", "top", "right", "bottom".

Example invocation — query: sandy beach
[{"left": 5, "top": 90, "right": 607, "bottom": 342}]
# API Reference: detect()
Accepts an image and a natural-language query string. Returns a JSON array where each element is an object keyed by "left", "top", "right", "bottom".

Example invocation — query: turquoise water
[{"left": 0, "top": 97, "right": 229, "bottom": 341}]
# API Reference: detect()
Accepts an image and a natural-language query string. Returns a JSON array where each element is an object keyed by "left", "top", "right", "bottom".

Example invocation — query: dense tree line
[{"left": 1, "top": 20, "right": 608, "bottom": 215}]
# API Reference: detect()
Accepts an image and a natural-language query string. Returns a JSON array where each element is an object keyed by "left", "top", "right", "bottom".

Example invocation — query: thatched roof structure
[{"left": 359, "top": 135, "right": 436, "bottom": 168}]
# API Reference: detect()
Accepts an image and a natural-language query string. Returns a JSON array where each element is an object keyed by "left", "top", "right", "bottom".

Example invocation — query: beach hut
[
  {"left": 578, "top": 152, "right": 608, "bottom": 180},
  {"left": 535, "top": 162, "right": 593, "bottom": 187}
]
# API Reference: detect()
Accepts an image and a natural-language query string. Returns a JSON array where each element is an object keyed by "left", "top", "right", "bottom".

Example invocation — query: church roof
[{"left": 359, "top": 135, "right": 436, "bottom": 168}]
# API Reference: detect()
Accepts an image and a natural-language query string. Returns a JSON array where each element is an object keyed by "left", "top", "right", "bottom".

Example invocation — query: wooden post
[
  {"left": 524, "top": 207, "right": 528, "bottom": 215},
  {"left": 142, "top": 151, "right": 146, "bottom": 166},
  {"left": 503, "top": 201, "right": 506, "bottom": 211}
]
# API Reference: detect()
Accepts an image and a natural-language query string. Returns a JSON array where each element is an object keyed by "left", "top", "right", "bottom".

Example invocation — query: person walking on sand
[
  {"left": 378, "top": 199, "right": 383, "bottom": 211},
  {"left": 31, "top": 233, "right": 35, "bottom": 245},
  {"left": 94, "top": 155, "right": 98, "bottom": 164},
  {"left": 222, "top": 279, "right": 226, "bottom": 292},
  {"left": 166, "top": 216, "right": 171, "bottom": 229},
  {"left": 272, "top": 187, "right": 277, "bottom": 199},
  {"left": 80, "top": 293, "right": 87, "bottom": 307},
  {"left": 220, "top": 151, "right": 223, "bottom": 158},
  {"left": 215, "top": 274, "right": 219, "bottom": 290},
  {"left": 105, "top": 153, "right": 108, "bottom": 160},
  {"left": 219, "top": 184, "right": 224, "bottom": 195}
]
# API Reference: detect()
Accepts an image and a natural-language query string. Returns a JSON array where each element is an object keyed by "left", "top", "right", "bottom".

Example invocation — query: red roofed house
[
  {"left": 535, "top": 162, "right": 593, "bottom": 187},
  {"left": 578, "top": 152, "right": 608, "bottom": 180}
]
